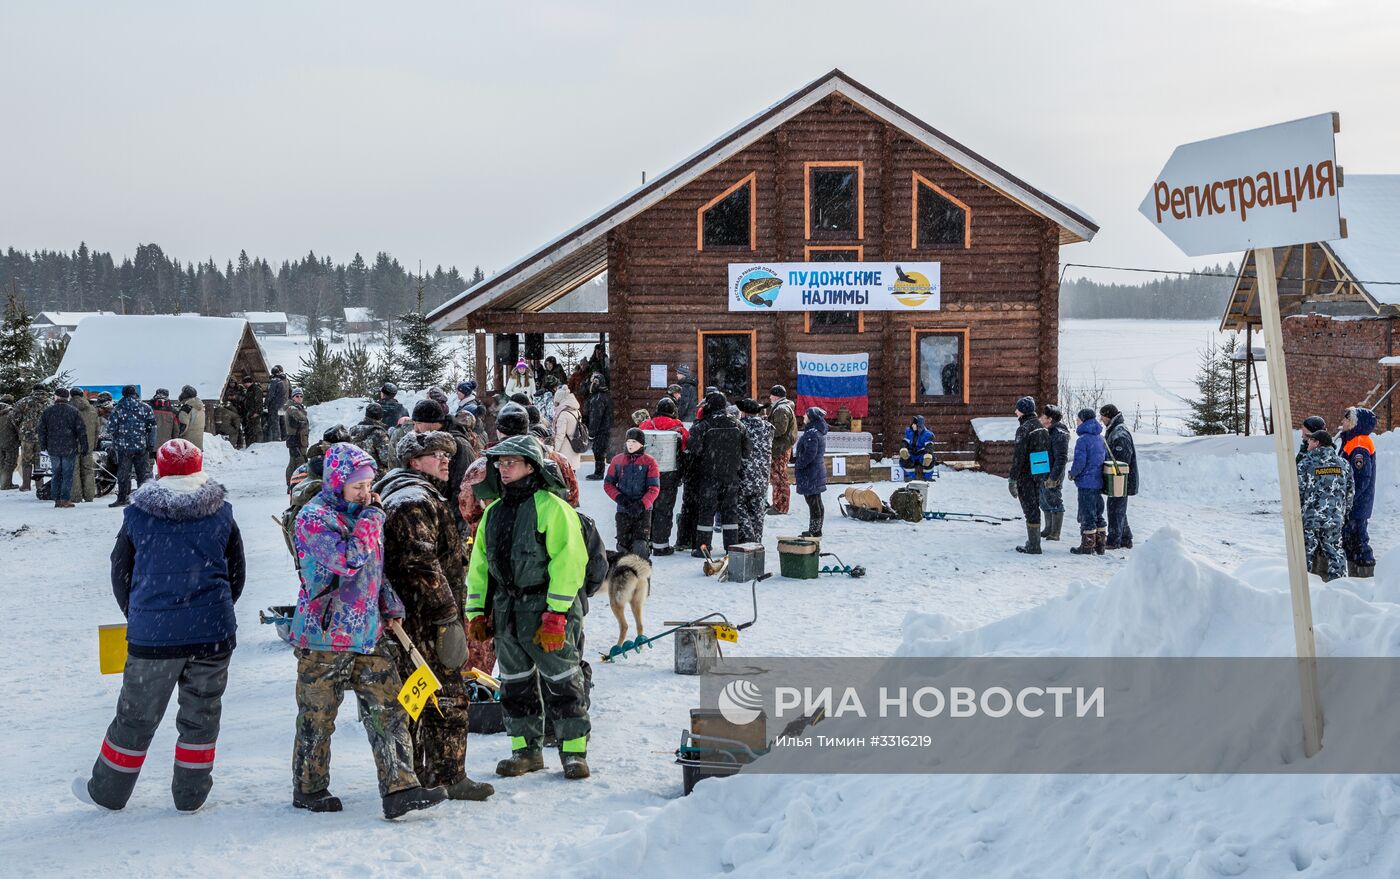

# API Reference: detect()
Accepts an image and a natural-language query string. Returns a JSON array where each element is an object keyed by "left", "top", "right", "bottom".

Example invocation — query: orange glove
[
  {"left": 467, "top": 616, "right": 493, "bottom": 642},
  {"left": 533, "top": 611, "right": 568, "bottom": 652}
]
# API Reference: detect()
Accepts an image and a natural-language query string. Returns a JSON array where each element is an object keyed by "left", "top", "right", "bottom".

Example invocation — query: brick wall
[{"left": 1282, "top": 314, "right": 1396, "bottom": 432}]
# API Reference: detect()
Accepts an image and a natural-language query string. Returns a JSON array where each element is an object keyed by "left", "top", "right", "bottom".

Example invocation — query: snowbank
[
  {"left": 564, "top": 529, "right": 1400, "bottom": 877},
  {"left": 971, "top": 417, "right": 1018, "bottom": 442}
]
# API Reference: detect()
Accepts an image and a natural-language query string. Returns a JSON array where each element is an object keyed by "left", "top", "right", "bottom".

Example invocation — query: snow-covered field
[{"left": 0, "top": 320, "right": 1393, "bottom": 878}]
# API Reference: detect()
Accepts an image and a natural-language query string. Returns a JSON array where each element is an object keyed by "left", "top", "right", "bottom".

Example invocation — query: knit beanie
[
  {"left": 412, "top": 399, "right": 443, "bottom": 423},
  {"left": 626, "top": 427, "right": 645, "bottom": 445},
  {"left": 1100, "top": 404, "right": 1120, "bottom": 420},
  {"left": 156, "top": 438, "right": 203, "bottom": 477},
  {"left": 1302, "top": 415, "right": 1326, "bottom": 433},
  {"left": 1016, "top": 396, "right": 1036, "bottom": 415},
  {"left": 1077, "top": 408, "right": 1095, "bottom": 423}
]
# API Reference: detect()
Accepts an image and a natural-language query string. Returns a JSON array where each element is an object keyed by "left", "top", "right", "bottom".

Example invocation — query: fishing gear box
[
  {"left": 724, "top": 542, "right": 765, "bottom": 581},
  {"left": 678, "top": 709, "right": 768, "bottom": 794},
  {"left": 777, "top": 536, "right": 821, "bottom": 579}
]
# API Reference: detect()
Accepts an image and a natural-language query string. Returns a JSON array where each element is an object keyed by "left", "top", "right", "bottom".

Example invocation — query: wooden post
[
  {"left": 1243, "top": 323, "right": 1253, "bottom": 435},
  {"left": 1254, "top": 246, "right": 1324, "bottom": 757}
]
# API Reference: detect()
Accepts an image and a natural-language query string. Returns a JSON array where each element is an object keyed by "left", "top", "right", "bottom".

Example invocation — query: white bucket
[{"left": 905, "top": 480, "right": 930, "bottom": 507}]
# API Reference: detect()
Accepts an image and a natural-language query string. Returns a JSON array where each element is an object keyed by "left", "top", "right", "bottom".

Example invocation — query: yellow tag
[
  {"left": 397, "top": 664, "right": 442, "bottom": 721},
  {"left": 712, "top": 624, "right": 739, "bottom": 643},
  {"left": 99, "top": 624, "right": 128, "bottom": 675}
]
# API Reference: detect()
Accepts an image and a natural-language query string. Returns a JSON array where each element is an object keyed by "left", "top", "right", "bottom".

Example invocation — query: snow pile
[
  {"left": 197, "top": 434, "right": 238, "bottom": 470},
  {"left": 563, "top": 530, "right": 1400, "bottom": 878},
  {"left": 970, "top": 416, "right": 1018, "bottom": 442}
]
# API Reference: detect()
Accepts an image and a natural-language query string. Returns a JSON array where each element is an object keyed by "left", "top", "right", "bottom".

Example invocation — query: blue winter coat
[
  {"left": 1340, "top": 407, "right": 1377, "bottom": 520},
  {"left": 902, "top": 416, "right": 935, "bottom": 479},
  {"left": 110, "top": 394, "right": 156, "bottom": 453},
  {"left": 793, "top": 411, "right": 829, "bottom": 496},
  {"left": 37, "top": 401, "right": 88, "bottom": 457},
  {"left": 110, "top": 476, "right": 244, "bottom": 658},
  {"left": 1070, "top": 418, "right": 1106, "bottom": 490}
]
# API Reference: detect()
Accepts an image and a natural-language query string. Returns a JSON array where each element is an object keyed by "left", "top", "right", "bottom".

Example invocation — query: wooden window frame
[
  {"left": 804, "top": 161, "right": 864, "bottom": 240},
  {"left": 696, "top": 329, "right": 758, "bottom": 399},
  {"left": 802, "top": 245, "right": 865, "bottom": 334},
  {"left": 911, "top": 172, "right": 972, "bottom": 250},
  {"left": 909, "top": 327, "right": 971, "bottom": 404},
  {"left": 696, "top": 172, "right": 757, "bottom": 252}
]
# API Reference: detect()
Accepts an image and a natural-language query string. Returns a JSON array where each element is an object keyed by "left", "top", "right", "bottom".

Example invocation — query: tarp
[{"left": 56, "top": 315, "right": 266, "bottom": 400}]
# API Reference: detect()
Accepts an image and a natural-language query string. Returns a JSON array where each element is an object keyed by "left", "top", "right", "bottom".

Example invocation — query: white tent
[{"left": 56, "top": 315, "right": 269, "bottom": 400}]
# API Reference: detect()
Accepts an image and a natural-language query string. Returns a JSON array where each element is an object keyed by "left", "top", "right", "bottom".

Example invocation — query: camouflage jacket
[
  {"left": 0, "top": 402, "right": 17, "bottom": 448},
  {"left": 1298, "top": 445, "right": 1354, "bottom": 530},
  {"left": 375, "top": 467, "right": 467, "bottom": 637},
  {"left": 739, "top": 415, "right": 774, "bottom": 497},
  {"left": 349, "top": 418, "right": 395, "bottom": 472},
  {"left": 11, "top": 389, "right": 49, "bottom": 444}
]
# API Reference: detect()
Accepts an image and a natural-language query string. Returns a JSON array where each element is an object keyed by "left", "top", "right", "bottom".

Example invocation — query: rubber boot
[
  {"left": 446, "top": 776, "right": 496, "bottom": 801},
  {"left": 1356, "top": 563, "right": 1376, "bottom": 579},
  {"left": 495, "top": 748, "right": 545, "bottom": 777},
  {"left": 21, "top": 463, "right": 32, "bottom": 493},
  {"left": 1069, "top": 531, "right": 1095, "bottom": 555},
  {"left": 1046, "top": 512, "right": 1063, "bottom": 541},
  {"left": 293, "top": 789, "right": 343, "bottom": 812},
  {"left": 1015, "top": 524, "right": 1041, "bottom": 554},
  {"left": 1094, "top": 530, "right": 1106, "bottom": 556},
  {"left": 382, "top": 785, "right": 446, "bottom": 820},
  {"left": 562, "top": 752, "right": 591, "bottom": 780}
]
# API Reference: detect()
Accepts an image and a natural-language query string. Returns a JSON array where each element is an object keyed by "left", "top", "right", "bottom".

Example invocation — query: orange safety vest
[{"left": 1342, "top": 435, "right": 1375, "bottom": 458}]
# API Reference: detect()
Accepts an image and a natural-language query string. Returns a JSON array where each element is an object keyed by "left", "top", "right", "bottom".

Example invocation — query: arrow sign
[{"left": 1139, "top": 113, "right": 1343, "bottom": 257}]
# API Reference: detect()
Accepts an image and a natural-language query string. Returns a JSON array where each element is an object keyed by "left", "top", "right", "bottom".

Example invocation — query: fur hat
[
  {"left": 656, "top": 397, "right": 677, "bottom": 416},
  {"left": 179, "top": 385, "right": 198, "bottom": 401},
  {"left": 496, "top": 402, "right": 530, "bottom": 437},
  {"left": 54, "top": 387, "right": 70, "bottom": 400},
  {"left": 322, "top": 424, "right": 351, "bottom": 444},
  {"left": 156, "top": 438, "right": 203, "bottom": 477},
  {"left": 396, "top": 429, "right": 456, "bottom": 463},
  {"left": 365, "top": 401, "right": 383, "bottom": 420},
  {"left": 154, "top": 388, "right": 170, "bottom": 399},
  {"left": 1015, "top": 396, "right": 1036, "bottom": 415},
  {"left": 770, "top": 385, "right": 787, "bottom": 398},
  {"left": 1302, "top": 415, "right": 1327, "bottom": 433},
  {"left": 121, "top": 384, "right": 138, "bottom": 398},
  {"left": 412, "top": 399, "right": 444, "bottom": 423},
  {"left": 737, "top": 398, "right": 762, "bottom": 415},
  {"left": 631, "top": 408, "right": 650, "bottom": 425}
]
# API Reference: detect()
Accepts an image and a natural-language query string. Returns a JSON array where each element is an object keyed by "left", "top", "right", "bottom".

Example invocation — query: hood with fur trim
[{"left": 130, "top": 476, "right": 228, "bottom": 521}]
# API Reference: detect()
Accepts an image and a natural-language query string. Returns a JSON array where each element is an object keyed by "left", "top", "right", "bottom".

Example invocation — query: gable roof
[
  {"left": 429, "top": 69, "right": 1099, "bottom": 330},
  {"left": 1220, "top": 174, "right": 1400, "bottom": 329},
  {"left": 34, "top": 311, "right": 113, "bottom": 328},
  {"left": 344, "top": 306, "right": 374, "bottom": 323},
  {"left": 57, "top": 315, "right": 268, "bottom": 399},
  {"left": 236, "top": 310, "right": 288, "bottom": 324}
]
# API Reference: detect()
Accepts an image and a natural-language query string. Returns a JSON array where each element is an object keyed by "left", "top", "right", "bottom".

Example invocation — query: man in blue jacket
[
  {"left": 37, "top": 386, "right": 88, "bottom": 507},
  {"left": 1068, "top": 408, "right": 1107, "bottom": 555},
  {"left": 1339, "top": 406, "right": 1378, "bottom": 577},
  {"left": 76, "top": 439, "right": 245, "bottom": 813},
  {"left": 900, "top": 415, "right": 936, "bottom": 481},
  {"left": 109, "top": 385, "right": 156, "bottom": 508}
]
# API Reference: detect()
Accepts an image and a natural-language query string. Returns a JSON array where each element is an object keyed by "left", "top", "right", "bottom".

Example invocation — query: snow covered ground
[{"left": 0, "top": 321, "right": 1392, "bottom": 878}]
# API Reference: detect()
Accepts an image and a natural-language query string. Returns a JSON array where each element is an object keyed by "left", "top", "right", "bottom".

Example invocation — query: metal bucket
[
  {"left": 643, "top": 430, "right": 681, "bottom": 473},
  {"left": 674, "top": 625, "right": 719, "bottom": 675}
]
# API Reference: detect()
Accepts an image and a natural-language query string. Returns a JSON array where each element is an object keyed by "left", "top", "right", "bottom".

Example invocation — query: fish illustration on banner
[{"left": 796, "top": 352, "right": 869, "bottom": 417}]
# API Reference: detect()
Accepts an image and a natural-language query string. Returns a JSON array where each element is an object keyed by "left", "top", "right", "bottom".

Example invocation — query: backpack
[
  {"left": 569, "top": 410, "right": 591, "bottom": 454},
  {"left": 889, "top": 487, "right": 925, "bottom": 523},
  {"left": 280, "top": 476, "right": 322, "bottom": 568}
]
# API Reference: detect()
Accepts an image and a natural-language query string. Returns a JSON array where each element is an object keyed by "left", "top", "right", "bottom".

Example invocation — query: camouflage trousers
[
  {"left": 737, "top": 488, "right": 767, "bottom": 545},
  {"left": 0, "top": 444, "right": 16, "bottom": 488},
  {"left": 286, "top": 448, "right": 307, "bottom": 486},
  {"left": 493, "top": 591, "right": 590, "bottom": 752},
  {"left": 769, "top": 449, "right": 792, "bottom": 514},
  {"left": 395, "top": 623, "right": 471, "bottom": 788},
  {"left": 293, "top": 647, "right": 418, "bottom": 798},
  {"left": 1305, "top": 526, "right": 1347, "bottom": 581}
]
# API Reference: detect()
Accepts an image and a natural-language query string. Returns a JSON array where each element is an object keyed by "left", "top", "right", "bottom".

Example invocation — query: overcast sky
[{"left": 3, "top": 0, "right": 1397, "bottom": 284}]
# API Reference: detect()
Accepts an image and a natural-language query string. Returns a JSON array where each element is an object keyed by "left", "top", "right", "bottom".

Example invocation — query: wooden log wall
[{"left": 494, "top": 94, "right": 1062, "bottom": 455}]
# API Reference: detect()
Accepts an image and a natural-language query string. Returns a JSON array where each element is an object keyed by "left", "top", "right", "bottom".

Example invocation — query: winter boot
[
  {"left": 495, "top": 748, "right": 545, "bottom": 777},
  {"left": 653, "top": 545, "right": 675, "bottom": 557},
  {"left": 382, "top": 785, "right": 446, "bottom": 820},
  {"left": 1015, "top": 524, "right": 1042, "bottom": 554},
  {"left": 293, "top": 789, "right": 343, "bottom": 813},
  {"left": 1069, "top": 531, "right": 1096, "bottom": 555},
  {"left": 1356, "top": 563, "right": 1376, "bottom": 579},
  {"left": 446, "top": 776, "right": 495, "bottom": 801},
  {"left": 1094, "top": 530, "right": 1107, "bottom": 555},
  {"left": 21, "top": 463, "right": 32, "bottom": 493},
  {"left": 562, "top": 752, "right": 591, "bottom": 780},
  {"left": 1044, "top": 512, "right": 1063, "bottom": 541},
  {"left": 109, "top": 498, "right": 128, "bottom": 508}
]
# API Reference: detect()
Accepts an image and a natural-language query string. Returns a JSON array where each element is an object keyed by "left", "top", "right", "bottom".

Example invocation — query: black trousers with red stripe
[{"left": 88, "top": 652, "right": 230, "bottom": 811}]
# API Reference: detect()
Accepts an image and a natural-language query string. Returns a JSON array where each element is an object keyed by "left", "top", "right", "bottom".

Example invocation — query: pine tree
[
  {"left": 396, "top": 273, "right": 450, "bottom": 391},
  {"left": 340, "top": 341, "right": 375, "bottom": 397},
  {"left": 0, "top": 287, "right": 38, "bottom": 398},
  {"left": 373, "top": 316, "right": 403, "bottom": 389},
  {"left": 292, "top": 338, "right": 345, "bottom": 405},
  {"left": 1184, "top": 337, "right": 1236, "bottom": 435}
]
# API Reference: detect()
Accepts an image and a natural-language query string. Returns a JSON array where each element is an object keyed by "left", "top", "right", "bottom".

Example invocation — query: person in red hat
[{"left": 75, "top": 438, "right": 245, "bottom": 813}]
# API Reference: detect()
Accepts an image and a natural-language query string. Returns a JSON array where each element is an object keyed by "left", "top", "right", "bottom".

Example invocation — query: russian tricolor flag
[{"left": 795, "top": 352, "right": 869, "bottom": 417}]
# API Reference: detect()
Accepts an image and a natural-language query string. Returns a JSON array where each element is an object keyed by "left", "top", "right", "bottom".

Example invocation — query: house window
[
  {"left": 697, "top": 173, "right": 756, "bottom": 251},
  {"left": 911, "top": 328, "right": 970, "bottom": 404},
  {"left": 804, "top": 246, "right": 863, "bottom": 334},
  {"left": 805, "top": 162, "right": 864, "bottom": 239},
  {"left": 698, "top": 330, "right": 757, "bottom": 400},
  {"left": 912, "top": 173, "right": 971, "bottom": 249}
]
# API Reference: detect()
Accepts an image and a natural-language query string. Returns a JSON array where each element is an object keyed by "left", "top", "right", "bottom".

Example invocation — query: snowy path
[{"left": 3, "top": 421, "right": 1393, "bottom": 876}]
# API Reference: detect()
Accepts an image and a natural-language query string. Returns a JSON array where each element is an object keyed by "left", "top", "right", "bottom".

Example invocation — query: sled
[{"left": 837, "top": 496, "right": 898, "bottom": 522}]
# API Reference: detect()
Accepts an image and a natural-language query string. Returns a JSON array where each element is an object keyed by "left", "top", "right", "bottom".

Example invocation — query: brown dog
[{"left": 604, "top": 552, "right": 651, "bottom": 646}]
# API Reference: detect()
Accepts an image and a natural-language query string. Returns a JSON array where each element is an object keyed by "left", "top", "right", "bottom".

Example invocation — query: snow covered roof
[
  {"left": 34, "top": 311, "right": 112, "bottom": 328},
  {"left": 1229, "top": 346, "right": 1267, "bottom": 362},
  {"left": 1382, "top": 355, "right": 1400, "bottom": 366},
  {"left": 428, "top": 68, "right": 1099, "bottom": 330},
  {"left": 1330, "top": 174, "right": 1400, "bottom": 307},
  {"left": 56, "top": 315, "right": 268, "bottom": 399},
  {"left": 343, "top": 307, "right": 374, "bottom": 323},
  {"left": 237, "top": 311, "right": 287, "bottom": 324}
]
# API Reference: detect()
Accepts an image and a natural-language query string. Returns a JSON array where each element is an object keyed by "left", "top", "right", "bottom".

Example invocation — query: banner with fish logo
[
  {"left": 795, "top": 352, "right": 869, "bottom": 418},
  {"left": 728, "top": 262, "right": 940, "bottom": 311}
]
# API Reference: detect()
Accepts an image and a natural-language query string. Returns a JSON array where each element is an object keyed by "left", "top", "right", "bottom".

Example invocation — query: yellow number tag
[
  {"left": 99, "top": 623, "right": 128, "bottom": 675},
  {"left": 712, "top": 624, "right": 739, "bottom": 643},
  {"left": 397, "top": 664, "right": 442, "bottom": 721}
]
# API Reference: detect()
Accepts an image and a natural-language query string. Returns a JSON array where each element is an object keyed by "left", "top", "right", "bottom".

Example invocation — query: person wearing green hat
[{"left": 464, "top": 435, "right": 592, "bottom": 780}]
